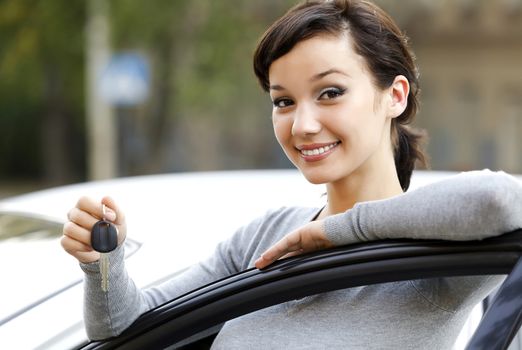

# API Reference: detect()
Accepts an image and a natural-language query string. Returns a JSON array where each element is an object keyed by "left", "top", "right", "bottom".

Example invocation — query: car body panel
[{"left": 0, "top": 170, "right": 326, "bottom": 349}]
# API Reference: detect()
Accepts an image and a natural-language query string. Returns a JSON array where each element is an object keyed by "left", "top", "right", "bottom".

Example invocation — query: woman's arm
[
  {"left": 66, "top": 197, "right": 267, "bottom": 340},
  {"left": 325, "top": 170, "right": 522, "bottom": 245},
  {"left": 80, "top": 233, "right": 246, "bottom": 340},
  {"left": 255, "top": 170, "right": 522, "bottom": 268}
]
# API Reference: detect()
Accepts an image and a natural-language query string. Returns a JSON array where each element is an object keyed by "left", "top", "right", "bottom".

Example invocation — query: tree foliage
[
  {"left": 107, "top": 0, "right": 296, "bottom": 173},
  {"left": 0, "top": 0, "right": 297, "bottom": 186},
  {"left": 0, "top": 0, "right": 86, "bottom": 183}
]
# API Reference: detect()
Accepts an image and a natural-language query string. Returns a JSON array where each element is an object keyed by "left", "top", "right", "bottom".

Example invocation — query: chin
[{"left": 300, "top": 170, "right": 333, "bottom": 185}]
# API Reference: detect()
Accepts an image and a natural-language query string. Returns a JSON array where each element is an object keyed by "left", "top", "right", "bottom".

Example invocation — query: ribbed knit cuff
[
  {"left": 80, "top": 243, "right": 127, "bottom": 340},
  {"left": 323, "top": 208, "right": 368, "bottom": 246},
  {"left": 80, "top": 243, "right": 125, "bottom": 275}
]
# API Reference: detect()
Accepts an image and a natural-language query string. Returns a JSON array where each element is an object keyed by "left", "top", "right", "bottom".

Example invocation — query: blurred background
[{"left": 0, "top": 0, "right": 521, "bottom": 199}]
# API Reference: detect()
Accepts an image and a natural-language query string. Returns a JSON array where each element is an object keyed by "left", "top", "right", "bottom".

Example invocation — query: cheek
[
  {"left": 324, "top": 107, "right": 358, "bottom": 140},
  {"left": 329, "top": 104, "right": 385, "bottom": 149},
  {"left": 272, "top": 116, "right": 292, "bottom": 146}
]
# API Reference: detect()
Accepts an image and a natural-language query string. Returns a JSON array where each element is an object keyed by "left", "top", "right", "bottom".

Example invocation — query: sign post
[{"left": 98, "top": 53, "right": 150, "bottom": 175}]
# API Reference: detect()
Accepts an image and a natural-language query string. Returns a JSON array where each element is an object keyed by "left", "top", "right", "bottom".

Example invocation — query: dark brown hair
[{"left": 253, "top": 0, "right": 428, "bottom": 191}]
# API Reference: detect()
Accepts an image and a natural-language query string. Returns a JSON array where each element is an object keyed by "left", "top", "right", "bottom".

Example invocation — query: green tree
[
  {"left": 0, "top": 0, "right": 299, "bottom": 188},
  {"left": 108, "top": 0, "right": 296, "bottom": 173},
  {"left": 0, "top": 0, "right": 86, "bottom": 185}
]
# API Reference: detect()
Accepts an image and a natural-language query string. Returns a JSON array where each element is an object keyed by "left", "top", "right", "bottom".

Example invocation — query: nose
[{"left": 291, "top": 103, "right": 322, "bottom": 137}]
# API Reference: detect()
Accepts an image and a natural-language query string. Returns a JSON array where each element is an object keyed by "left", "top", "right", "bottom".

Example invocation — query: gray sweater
[{"left": 80, "top": 170, "right": 522, "bottom": 349}]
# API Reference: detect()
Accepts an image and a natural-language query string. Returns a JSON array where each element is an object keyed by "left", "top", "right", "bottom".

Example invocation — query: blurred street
[
  {"left": 0, "top": 0, "right": 521, "bottom": 195},
  {"left": 0, "top": 182, "right": 41, "bottom": 200}
]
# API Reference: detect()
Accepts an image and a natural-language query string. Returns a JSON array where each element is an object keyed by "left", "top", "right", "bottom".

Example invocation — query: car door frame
[{"left": 80, "top": 229, "right": 522, "bottom": 350}]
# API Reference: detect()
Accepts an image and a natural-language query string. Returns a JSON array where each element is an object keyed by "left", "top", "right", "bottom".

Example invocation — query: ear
[{"left": 386, "top": 75, "right": 409, "bottom": 119}]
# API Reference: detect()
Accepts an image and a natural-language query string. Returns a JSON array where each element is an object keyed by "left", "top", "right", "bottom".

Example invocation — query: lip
[{"left": 296, "top": 141, "right": 340, "bottom": 162}]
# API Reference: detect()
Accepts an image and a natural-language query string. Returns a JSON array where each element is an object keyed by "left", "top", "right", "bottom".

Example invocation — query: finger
[
  {"left": 281, "top": 249, "right": 304, "bottom": 260},
  {"left": 61, "top": 235, "right": 100, "bottom": 263},
  {"left": 254, "top": 256, "right": 271, "bottom": 270},
  {"left": 67, "top": 207, "right": 99, "bottom": 231},
  {"left": 76, "top": 196, "right": 105, "bottom": 220},
  {"left": 61, "top": 234, "right": 94, "bottom": 254},
  {"left": 101, "top": 196, "right": 124, "bottom": 224},
  {"left": 63, "top": 221, "right": 92, "bottom": 246},
  {"left": 255, "top": 232, "right": 302, "bottom": 269},
  {"left": 264, "top": 233, "right": 302, "bottom": 261}
]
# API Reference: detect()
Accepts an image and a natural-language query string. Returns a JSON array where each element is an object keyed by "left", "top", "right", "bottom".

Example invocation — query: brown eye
[
  {"left": 273, "top": 98, "right": 294, "bottom": 108},
  {"left": 318, "top": 87, "right": 346, "bottom": 100}
]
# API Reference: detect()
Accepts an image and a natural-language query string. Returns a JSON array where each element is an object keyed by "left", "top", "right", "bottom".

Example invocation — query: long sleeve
[
  {"left": 79, "top": 212, "right": 271, "bottom": 340},
  {"left": 324, "top": 170, "right": 522, "bottom": 245}
]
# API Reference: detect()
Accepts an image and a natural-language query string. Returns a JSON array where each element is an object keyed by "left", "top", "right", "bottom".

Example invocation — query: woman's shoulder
[
  {"left": 252, "top": 206, "right": 322, "bottom": 233},
  {"left": 228, "top": 206, "right": 322, "bottom": 269},
  {"left": 233, "top": 206, "right": 321, "bottom": 242},
  {"left": 263, "top": 205, "right": 321, "bottom": 220}
]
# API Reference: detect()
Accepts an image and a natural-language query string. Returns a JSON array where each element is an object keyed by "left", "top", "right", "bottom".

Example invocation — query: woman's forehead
[{"left": 268, "top": 34, "right": 367, "bottom": 83}]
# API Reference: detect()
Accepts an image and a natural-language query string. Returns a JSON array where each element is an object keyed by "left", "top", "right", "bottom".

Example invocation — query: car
[
  {"left": 0, "top": 169, "right": 520, "bottom": 349},
  {"left": 83, "top": 228, "right": 522, "bottom": 350}
]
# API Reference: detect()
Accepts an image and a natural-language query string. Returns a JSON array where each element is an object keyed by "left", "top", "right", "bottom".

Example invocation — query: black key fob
[{"left": 91, "top": 220, "right": 118, "bottom": 253}]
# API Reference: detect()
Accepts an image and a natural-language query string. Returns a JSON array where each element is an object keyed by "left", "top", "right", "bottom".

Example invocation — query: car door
[{"left": 80, "top": 229, "right": 522, "bottom": 350}]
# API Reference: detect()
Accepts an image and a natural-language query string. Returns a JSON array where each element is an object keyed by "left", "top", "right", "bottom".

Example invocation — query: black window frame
[{"left": 80, "top": 229, "right": 522, "bottom": 350}]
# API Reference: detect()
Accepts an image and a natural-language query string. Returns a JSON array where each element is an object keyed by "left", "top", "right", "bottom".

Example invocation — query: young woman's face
[{"left": 268, "top": 34, "right": 396, "bottom": 185}]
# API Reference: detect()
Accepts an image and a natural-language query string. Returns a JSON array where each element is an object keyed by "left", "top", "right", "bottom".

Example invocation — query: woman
[{"left": 61, "top": 0, "right": 522, "bottom": 348}]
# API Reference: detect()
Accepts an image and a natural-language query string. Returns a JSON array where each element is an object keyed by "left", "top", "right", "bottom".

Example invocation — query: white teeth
[{"left": 300, "top": 142, "right": 338, "bottom": 156}]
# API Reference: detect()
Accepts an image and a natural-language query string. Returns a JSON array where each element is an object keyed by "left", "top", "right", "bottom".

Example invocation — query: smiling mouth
[{"left": 299, "top": 142, "right": 340, "bottom": 157}]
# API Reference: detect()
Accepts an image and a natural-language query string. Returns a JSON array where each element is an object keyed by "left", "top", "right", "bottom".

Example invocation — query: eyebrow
[
  {"left": 311, "top": 68, "right": 350, "bottom": 81},
  {"left": 269, "top": 68, "right": 350, "bottom": 91}
]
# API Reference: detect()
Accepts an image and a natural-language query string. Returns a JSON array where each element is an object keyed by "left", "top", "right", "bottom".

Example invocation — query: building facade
[{"left": 378, "top": 0, "right": 522, "bottom": 172}]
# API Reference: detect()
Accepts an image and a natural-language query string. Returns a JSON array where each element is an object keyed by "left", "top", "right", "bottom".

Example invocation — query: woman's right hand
[{"left": 61, "top": 196, "right": 127, "bottom": 263}]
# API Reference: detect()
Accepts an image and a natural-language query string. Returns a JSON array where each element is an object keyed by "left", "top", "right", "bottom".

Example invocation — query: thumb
[{"left": 101, "top": 196, "right": 125, "bottom": 225}]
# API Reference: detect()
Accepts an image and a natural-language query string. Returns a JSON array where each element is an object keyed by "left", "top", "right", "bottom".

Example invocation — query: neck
[
  {"left": 318, "top": 162, "right": 404, "bottom": 219},
  {"left": 315, "top": 120, "right": 405, "bottom": 219}
]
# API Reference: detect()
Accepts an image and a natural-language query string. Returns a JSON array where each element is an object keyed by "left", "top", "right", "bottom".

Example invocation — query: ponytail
[{"left": 393, "top": 123, "right": 429, "bottom": 191}]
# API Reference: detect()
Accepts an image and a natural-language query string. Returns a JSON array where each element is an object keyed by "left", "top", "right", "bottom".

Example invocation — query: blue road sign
[{"left": 99, "top": 53, "right": 150, "bottom": 106}]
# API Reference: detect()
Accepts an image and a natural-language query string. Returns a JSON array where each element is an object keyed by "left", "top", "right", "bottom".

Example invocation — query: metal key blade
[
  {"left": 91, "top": 204, "right": 118, "bottom": 292},
  {"left": 100, "top": 253, "right": 109, "bottom": 292}
]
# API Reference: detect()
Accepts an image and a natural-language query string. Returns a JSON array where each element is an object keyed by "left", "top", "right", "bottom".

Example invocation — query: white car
[{"left": 0, "top": 169, "right": 519, "bottom": 349}]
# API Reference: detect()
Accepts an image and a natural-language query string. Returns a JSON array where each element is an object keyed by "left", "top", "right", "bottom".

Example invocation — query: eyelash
[
  {"left": 272, "top": 98, "right": 294, "bottom": 108},
  {"left": 318, "top": 87, "right": 346, "bottom": 100},
  {"left": 272, "top": 87, "right": 347, "bottom": 109}
]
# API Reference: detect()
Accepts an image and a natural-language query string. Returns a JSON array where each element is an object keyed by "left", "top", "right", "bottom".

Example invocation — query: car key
[{"left": 91, "top": 204, "right": 118, "bottom": 292}]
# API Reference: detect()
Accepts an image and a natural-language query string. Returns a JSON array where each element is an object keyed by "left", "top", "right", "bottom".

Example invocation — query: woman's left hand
[{"left": 254, "top": 220, "right": 333, "bottom": 269}]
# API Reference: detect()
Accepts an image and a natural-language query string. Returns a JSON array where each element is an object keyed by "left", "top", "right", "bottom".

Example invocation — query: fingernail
[
  {"left": 105, "top": 209, "right": 116, "bottom": 221},
  {"left": 255, "top": 259, "right": 264, "bottom": 269}
]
